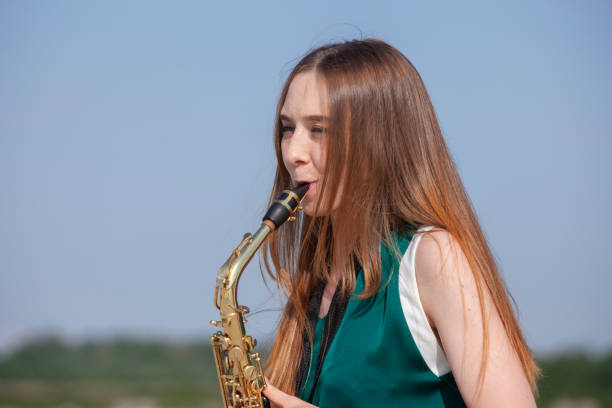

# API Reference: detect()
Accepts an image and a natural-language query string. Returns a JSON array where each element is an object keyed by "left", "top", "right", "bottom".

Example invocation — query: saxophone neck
[
  {"left": 213, "top": 183, "right": 310, "bottom": 314},
  {"left": 229, "top": 222, "right": 273, "bottom": 286},
  {"left": 215, "top": 222, "right": 274, "bottom": 312}
]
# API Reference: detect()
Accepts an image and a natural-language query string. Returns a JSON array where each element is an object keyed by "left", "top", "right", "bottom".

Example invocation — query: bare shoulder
[
  {"left": 414, "top": 228, "right": 482, "bottom": 339},
  {"left": 413, "top": 229, "right": 473, "bottom": 317}
]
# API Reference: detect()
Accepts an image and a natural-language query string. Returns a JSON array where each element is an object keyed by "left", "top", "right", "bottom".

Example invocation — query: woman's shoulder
[
  {"left": 412, "top": 227, "right": 473, "bottom": 324},
  {"left": 412, "top": 227, "right": 468, "bottom": 282},
  {"left": 395, "top": 225, "right": 461, "bottom": 275}
]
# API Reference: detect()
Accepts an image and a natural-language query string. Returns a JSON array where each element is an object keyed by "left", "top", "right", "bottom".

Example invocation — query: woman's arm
[{"left": 415, "top": 230, "right": 536, "bottom": 407}]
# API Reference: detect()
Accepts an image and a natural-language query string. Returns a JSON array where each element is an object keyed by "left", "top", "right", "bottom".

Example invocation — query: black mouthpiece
[
  {"left": 262, "top": 183, "right": 310, "bottom": 228},
  {"left": 292, "top": 182, "right": 310, "bottom": 199}
]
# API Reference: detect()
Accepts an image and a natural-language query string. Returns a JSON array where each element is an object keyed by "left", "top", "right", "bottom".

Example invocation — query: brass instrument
[{"left": 210, "top": 183, "right": 309, "bottom": 408}]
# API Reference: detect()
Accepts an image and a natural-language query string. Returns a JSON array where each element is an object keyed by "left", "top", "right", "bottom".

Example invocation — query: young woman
[{"left": 260, "top": 39, "right": 539, "bottom": 407}]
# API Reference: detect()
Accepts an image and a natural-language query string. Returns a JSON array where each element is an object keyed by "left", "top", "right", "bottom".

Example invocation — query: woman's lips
[
  {"left": 296, "top": 180, "right": 317, "bottom": 195},
  {"left": 307, "top": 182, "right": 316, "bottom": 195}
]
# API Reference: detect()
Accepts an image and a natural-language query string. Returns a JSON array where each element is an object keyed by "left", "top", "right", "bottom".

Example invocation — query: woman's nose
[{"left": 283, "top": 127, "right": 311, "bottom": 166}]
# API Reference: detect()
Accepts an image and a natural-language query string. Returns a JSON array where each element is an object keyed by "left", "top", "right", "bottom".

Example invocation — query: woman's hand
[{"left": 262, "top": 380, "right": 317, "bottom": 408}]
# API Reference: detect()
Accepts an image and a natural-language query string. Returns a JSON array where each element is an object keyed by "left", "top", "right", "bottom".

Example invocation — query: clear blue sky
[{"left": 1, "top": 1, "right": 610, "bottom": 354}]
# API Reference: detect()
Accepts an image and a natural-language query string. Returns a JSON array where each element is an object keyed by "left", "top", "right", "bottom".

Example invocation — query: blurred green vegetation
[
  {"left": 537, "top": 351, "right": 612, "bottom": 407},
  {"left": 0, "top": 337, "right": 220, "bottom": 407},
  {"left": 0, "top": 337, "right": 610, "bottom": 407}
]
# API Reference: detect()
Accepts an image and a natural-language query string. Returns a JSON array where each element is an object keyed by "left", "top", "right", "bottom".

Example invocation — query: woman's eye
[
  {"left": 281, "top": 125, "right": 295, "bottom": 133},
  {"left": 311, "top": 126, "right": 326, "bottom": 134}
]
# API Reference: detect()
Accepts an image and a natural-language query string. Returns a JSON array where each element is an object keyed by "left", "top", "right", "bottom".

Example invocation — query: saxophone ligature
[{"left": 210, "top": 183, "right": 310, "bottom": 408}]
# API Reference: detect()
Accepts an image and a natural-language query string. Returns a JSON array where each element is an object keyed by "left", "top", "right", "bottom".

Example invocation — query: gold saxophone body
[{"left": 210, "top": 184, "right": 309, "bottom": 408}]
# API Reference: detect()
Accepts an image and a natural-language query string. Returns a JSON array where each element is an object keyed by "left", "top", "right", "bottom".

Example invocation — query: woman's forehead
[{"left": 280, "top": 72, "right": 328, "bottom": 120}]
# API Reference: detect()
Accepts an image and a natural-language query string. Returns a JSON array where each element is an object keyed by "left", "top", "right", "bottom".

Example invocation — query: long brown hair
[{"left": 262, "top": 38, "right": 539, "bottom": 394}]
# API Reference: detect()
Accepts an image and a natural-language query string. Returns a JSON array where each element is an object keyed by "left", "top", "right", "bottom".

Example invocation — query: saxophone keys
[
  {"left": 228, "top": 346, "right": 244, "bottom": 362},
  {"left": 233, "top": 232, "right": 253, "bottom": 256},
  {"left": 210, "top": 318, "right": 230, "bottom": 328},
  {"left": 243, "top": 335, "right": 256, "bottom": 350},
  {"left": 250, "top": 378, "right": 263, "bottom": 394},
  {"left": 213, "top": 287, "right": 221, "bottom": 310},
  {"left": 243, "top": 364, "right": 257, "bottom": 381}
]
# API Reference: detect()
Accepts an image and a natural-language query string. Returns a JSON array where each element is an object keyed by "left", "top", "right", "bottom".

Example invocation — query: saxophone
[{"left": 210, "top": 183, "right": 309, "bottom": 408}]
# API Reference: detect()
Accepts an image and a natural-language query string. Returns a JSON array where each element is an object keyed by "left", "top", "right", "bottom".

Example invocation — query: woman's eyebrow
[{"left": 280, "top": 114, "right": 329, "bottom": 122}]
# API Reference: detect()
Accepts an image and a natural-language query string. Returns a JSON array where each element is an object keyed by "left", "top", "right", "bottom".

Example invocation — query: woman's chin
[
  {"left": 301, "top": 206, "right": 316, "bottom": 217},
  {"left": 301, "top": 204, "right": 333, "bottom": 218},
  {"left": 299, "top": 200, "right": 318, "bottom": 217}
]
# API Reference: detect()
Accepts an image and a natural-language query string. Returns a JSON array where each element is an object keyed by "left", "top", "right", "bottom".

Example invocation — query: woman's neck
[
  {"left": 319, "top": 219, "right": 343, "bottom": 318},
  {"left": 318, "top": 276, "right": 338, "bottom": 318}
]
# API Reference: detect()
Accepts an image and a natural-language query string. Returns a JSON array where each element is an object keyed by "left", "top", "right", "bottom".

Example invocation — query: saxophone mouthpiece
[
  {"left": 292, "top": 182, "right": 310, "bottom": 199},
  {"left": 262, "top": 183, "right": 310, "bottom": 229}
]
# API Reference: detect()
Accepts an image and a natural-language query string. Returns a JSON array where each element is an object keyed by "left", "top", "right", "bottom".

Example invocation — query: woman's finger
[
  {"left": 262, "top": 381, "right": 317, "bottom": 408},
  {"left": 262, "top": 381, "right": 288, "bottom": 407}
]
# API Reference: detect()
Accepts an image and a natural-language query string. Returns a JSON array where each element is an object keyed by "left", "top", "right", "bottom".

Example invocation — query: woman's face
[{"left": 280, "top": 71, "right": 331, "bottom": 216}]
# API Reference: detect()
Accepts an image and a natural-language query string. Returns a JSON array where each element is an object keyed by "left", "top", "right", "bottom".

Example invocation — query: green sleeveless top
[
  {"left": 299, "top": 232, "right": 466, "bottom": 407},
  {"left": 299, "top": 316, "right": 327, "bottom": 401}
]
